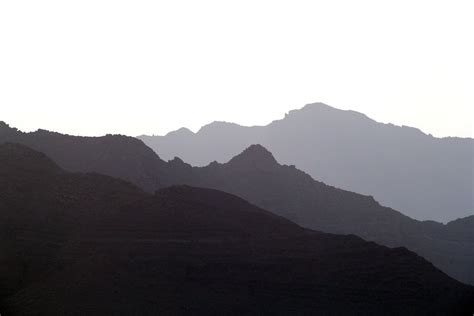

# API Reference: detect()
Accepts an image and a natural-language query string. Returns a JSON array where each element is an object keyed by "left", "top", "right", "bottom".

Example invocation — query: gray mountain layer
[{"left": 139, "top": 103, "right": 474, "bottom": 222}]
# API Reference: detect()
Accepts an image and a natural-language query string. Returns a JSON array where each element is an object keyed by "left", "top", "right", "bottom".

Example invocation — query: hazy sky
[{"left": 1, "top": 1, "right": 472, "bottom": 137}]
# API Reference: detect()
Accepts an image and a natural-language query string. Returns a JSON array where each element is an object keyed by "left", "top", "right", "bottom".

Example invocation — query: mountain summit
[{"left": 228, "top": 144, "right": 278, "bottom": 168}]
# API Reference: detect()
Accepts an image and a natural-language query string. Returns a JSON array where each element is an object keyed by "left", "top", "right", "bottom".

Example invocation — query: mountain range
[
  {"left": 1, "top": 143, "right": 473, "bottom": 315},
  {"left": 138, "top": 103, "right": 474, "bottom": 223},
  {"left": 1, "top": 121, "right": 473, "bottom": 286}
]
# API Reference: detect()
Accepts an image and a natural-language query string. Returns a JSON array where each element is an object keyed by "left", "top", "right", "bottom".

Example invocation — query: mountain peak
[
  {"left": 168, "top": 156, "right": 192, "bottom": 168},
  {"left": 279, "top": 102, "right": 374, "bottom": 126},
  {"left": 228, "top": 144, "right": 278, "bottom": 168},
  {"left": 165, "top": 127, "right": 194, "bottom": 137},
  {"left": 292, "top": 102, "right": 335, "bottom": 114},
  {"left": 282, "top": 102, "right": 339, "bottom": 120},
  {"left": 302, "top": 102, "right": 332, "bottom": 110}
]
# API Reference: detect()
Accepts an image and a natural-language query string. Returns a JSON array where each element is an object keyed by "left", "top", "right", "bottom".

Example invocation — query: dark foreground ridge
[
  {"left": 0, "top": 143, "right": 473, "bottom": 315},
  {"left": 1, "top": 123, "right": 473, "bottom": 286}
]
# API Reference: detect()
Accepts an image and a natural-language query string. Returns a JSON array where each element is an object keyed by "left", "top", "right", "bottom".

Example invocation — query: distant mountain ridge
[
  {"left": 138, "top": 103, "right": 474, "bottom": 223},
  {"left": 3, "top": 143, "right": 473, "bottom": 314},
  {"left": 1, "top": 122, "right": 473, "bottom": 286}
]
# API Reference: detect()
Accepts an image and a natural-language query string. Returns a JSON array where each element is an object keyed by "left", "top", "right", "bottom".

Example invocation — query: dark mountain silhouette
[
  {"left": 1, "top": 143, "right": 473, "bottom": 315},
  {"left": 138, "top": 103, "right": 474, "bottom": 223},
  {"left": 0, "top": 121, "right": 169, "bottom": 190},
  {"left": 165, "top": 144, "right": 474, "bottom": 285},
  {"left": 1, "top": 122, "right": 473, "bottom": 286}
]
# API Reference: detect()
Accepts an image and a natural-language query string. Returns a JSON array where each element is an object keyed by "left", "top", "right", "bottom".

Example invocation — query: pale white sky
[{"left": 0, "top": 1, "right": 473, "bottom": 137}]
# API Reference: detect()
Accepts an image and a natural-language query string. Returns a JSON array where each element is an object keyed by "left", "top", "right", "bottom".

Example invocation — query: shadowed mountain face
[
  {"left": 138, "top": 103, "right": 474, "bottom": 223},
  {"left": 0, "top": 121, "right": 169, "bottom": 190},
  {"left": 165, "top": 145, "right": 474, "bottom": 286},
  {"left": 1, "top": 123, "right": 473, "bottom": 286},
  {"left": 1, "top": 143, "right": 473, "bottom": 315}
]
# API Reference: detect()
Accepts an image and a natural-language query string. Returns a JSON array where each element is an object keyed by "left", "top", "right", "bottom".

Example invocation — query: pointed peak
[
  {"left": 167, "top": 156, "right": 193, "bottom": 170},
  {"left": 228, "top": 144, "right": 278, "bottom": 167},
  {"left": 169, "top": 156, "right": 184, "bottom": 163},
  {"left": 209, "top": 160, "right": 220, "bottom": 166},
  {"left": 168, "top": 156, "right": 188, "bottom": 166},
  {"left": 243, "top": 144, "right": 273, "bottom": 155}
]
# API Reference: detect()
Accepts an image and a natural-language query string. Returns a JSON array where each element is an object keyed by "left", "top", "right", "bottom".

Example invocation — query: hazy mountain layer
[
  {"left": 2, "top": 143, "right": 473, "bottom": 315},
  {"left": 165, "top": 144, "right": 474, "bottom": 286},
  {"left": 138, "top": 103, "right": 474, "bottom": 222},
  {"left": 1, "top": 122, "right": 473, "bottom": 286}
]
